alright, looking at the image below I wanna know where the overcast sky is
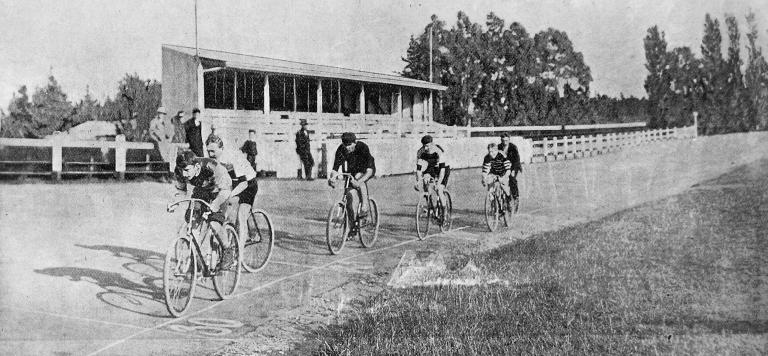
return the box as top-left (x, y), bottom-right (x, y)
top-left (1, 0), bottom-right (766, 108)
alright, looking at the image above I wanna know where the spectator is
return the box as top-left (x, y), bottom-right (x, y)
top-left (241, 129), bottom-right (259, 173)
top-left (149, 106), bottom-right (174, 161)
top-left (295, 119), bottom-right (314, 180)
top-left (184, 108), bottom-right (204, 157)
top-left (172, 110), bottom-right (186, 143)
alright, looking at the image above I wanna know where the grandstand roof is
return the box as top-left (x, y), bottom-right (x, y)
top-left (163, 44), bottom-right (447, 91)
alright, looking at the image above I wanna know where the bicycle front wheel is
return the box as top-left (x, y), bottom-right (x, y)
top-left (163, 236), bottom-right (197, 318)
top-left (415, 194), bottom-right (431, 240)
top-left (359, 198), bottom-right (379, 248)
top-left (440, 191), bottom-right (453, 233)
top-left (484, 192), bottom-right (500, 232)
top-left (326, 203), bottom-right (347, 255)
top-left (242, 209), bottom-right (274, 273)
top-left (211, 224), bottom-right (241, 300)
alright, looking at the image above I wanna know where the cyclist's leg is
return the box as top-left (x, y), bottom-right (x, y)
top-left (499, 175), bottom-right (512, 201)
top-left (237, 180), bottom-right (258, 240)
top-left (509, 174), bottom-right (519, 199)
top-left (355, 173), bottom-right (371, 217)
top-left (345, 187), bottom-right (359, 222)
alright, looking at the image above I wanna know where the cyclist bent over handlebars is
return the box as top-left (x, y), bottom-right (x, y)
top-left (327, 132), bottom-right (376, 224)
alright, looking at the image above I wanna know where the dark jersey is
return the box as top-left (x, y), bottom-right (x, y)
top-left (498, 142), bottom-right (522, 172)
top-left (482, 152), bottom-right (511, 176)
top-left (332, 141), bottom-right (376, 175)
top-left (174, 158), bottom-right (232, 196)
top-left (416, 144), bottom-right (446, 176)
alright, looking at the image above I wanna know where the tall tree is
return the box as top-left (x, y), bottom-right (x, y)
top-left (644, 26), bottom-right (672, 128)
top-left (100, 73), bottom-right (161, 141)
top-left (0, 86), bottom-right (33, 138)
top-left (66, 88), bottom-right (101, 131)
top-left (28, 75), bottom-right (73, 138)
top-left (699, 14), bottom-right (727, 134)
top-left (745, 11), bottom-right (768, 130)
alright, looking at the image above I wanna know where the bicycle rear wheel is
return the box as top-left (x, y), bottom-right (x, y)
top-left (359, 198), bottom-right (380, 248)
top-left (211, 224), bottom-right (241, 300)
top-left (415, 194), bottom-right (431, 240)
top-left (163, 236), bottom-right (197, 317)
top-left (484, 192), bottom-right (500, 232)
top-left (439, 191), bottom-right (453, 233)
top-left (241, 209), bottom-right (274, 273)
top-left (326, 203), bottom-right (347, 255)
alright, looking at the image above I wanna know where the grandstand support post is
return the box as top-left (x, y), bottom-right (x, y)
top-left (115, 135), bottom-right (126, 181)
top-left (317, 79), bottom-right (323, 113)
top-left (51, 135), bottom-right (62, 181)
top-left (359, 84), bottom-right (365, 115)
top-left (397, 88), bottom-right (403, 136)
top-left (263, 74), bottom-right (270, 115)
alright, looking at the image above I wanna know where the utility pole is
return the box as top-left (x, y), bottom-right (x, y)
top-left (194, 0), bottom-right (199, 57)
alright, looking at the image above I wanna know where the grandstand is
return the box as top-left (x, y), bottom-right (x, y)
top-left (161, 44), bottom-right (450, 149)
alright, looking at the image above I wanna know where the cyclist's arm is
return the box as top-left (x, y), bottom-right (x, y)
top-left (209, 164), bottom-right (233, 212)
top-left (328, 146), bottom-right (344, 181)
top-left (481, 155), bottom-right (492, 184)
top-left (436, 150), bottom-right (447, 185)
top-left (231, 176), bottom-right (248, 197)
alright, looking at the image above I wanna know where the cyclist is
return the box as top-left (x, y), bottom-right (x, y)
top-left (498, 133), bottom-right (522, 201)
top-left (328, 132), bottom-right (376, 226)
top-left (173, 150), bottom-right (235, 268)
top-left (481, 143), bottom-right (513, 208)
top-left (414, 135), bottom-right (449, 207)
top-left (205, 134), bottom-right (259, 243)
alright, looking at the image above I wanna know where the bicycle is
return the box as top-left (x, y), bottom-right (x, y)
top-left (484, 175), bottom-right (515, 232)
top-left (240, 207), bottom-right (274, 273)
top-left (163, 198), bottom-right (242, 317)
top-left (326, 173), bottom-right (380, 255)
top-left (415, 177), bottom-right (453, 240)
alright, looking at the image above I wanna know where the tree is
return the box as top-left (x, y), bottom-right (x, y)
top-left (699, 14), bottom-right (728, 134)
top-left (100, 73), bottom-right (161, 141)
top-left (643, 26), bottom-right (673, 128)
top-left (66, 88), bottom-right (101, 131)
top-left (745, 11), bottom-right (768, 130)
top-left (28, 75), bottom-right (73, 137)
top-left (0, 86), bottom-right (33, 138)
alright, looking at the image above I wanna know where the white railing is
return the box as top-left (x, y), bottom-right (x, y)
top-left (0, 135), bottom-right (188, 179)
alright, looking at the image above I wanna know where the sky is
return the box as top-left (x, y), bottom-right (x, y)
top-left (1, 0), bottom-right (767, 109)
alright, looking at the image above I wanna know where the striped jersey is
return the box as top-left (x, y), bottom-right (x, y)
top-left (482, 152), bottom-right (511, 175)
top-left (416, 144), bottom-right (446, 176)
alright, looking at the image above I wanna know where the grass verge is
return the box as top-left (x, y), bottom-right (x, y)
top-left (310, 159), bottom-right (768, 355)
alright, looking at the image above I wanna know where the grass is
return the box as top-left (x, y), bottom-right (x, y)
top-left (310, 159), bottom-right (768, 355)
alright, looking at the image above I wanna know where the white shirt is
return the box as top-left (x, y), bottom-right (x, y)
top-left (217, 149), bottom-right (256, 181)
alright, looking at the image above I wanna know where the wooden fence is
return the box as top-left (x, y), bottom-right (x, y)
top-left (0, 135), bottom-right (186, 180)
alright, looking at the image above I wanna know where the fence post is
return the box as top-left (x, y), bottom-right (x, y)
top-left (51, 135), bottom-right (62, 181)
top-left (115, 134), bottom-right (126, 180)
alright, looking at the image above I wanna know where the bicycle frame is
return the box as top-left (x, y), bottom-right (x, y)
top-left (167, 198), bottom-right (221, 277)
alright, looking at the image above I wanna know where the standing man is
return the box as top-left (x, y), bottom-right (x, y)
top-left (149, 107), bottom-right (173, 161)
top-left (172, 110), bottom-right (187, 144)
top-left (498, 133), bottom-right (522, 203)
top-left (241, 129), bottom-right (259, 173)
top-left (295, 119), bottom-right (314, 180)
top-left (184, 108), bottom-right (204, 157)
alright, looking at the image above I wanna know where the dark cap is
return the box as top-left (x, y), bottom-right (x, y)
top-left (421, 135), bottom-right (433, 145)
top-left (192, 108), bottom-right (201, 114)
top-left (341, 132), bottom-right (356, 145)
top-left (300, 119), bottom-right (308, 125)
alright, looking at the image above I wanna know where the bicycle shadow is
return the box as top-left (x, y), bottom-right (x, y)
top-left (273, 229), bottom-right (329, 256)
top-left (34, 266), bottom-right (169, 318)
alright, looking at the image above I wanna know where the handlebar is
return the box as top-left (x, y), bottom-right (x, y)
top-left (166, 198), bottom-right (215, 213)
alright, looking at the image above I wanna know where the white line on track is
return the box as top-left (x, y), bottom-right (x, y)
top-left (3, 306), bottom-right (147, 330)
top-left (89, 225), bottom-right (461, 355)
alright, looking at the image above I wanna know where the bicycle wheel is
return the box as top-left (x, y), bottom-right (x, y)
top-left (211, 224), bottom-right (241, 300)
top-left (439, 191), bottom-right (453, 233)
top-left (484, 191), bottom-right (500, 232)
top-left (241, 209), bottom-right (274, 273)
top-left (163, 236), bottom-right (197, 318)
top-left (359, 198), bottom-right (380, 248)
top-left (415, 194), bottom-right (431, 240)
top-left (326, 203), bottom-right (347, 255)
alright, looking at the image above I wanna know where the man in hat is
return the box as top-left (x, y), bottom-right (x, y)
top-left (295, 119), bottom-right (314, 180)
top-left (149, 106), bottom-right (175, 161)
